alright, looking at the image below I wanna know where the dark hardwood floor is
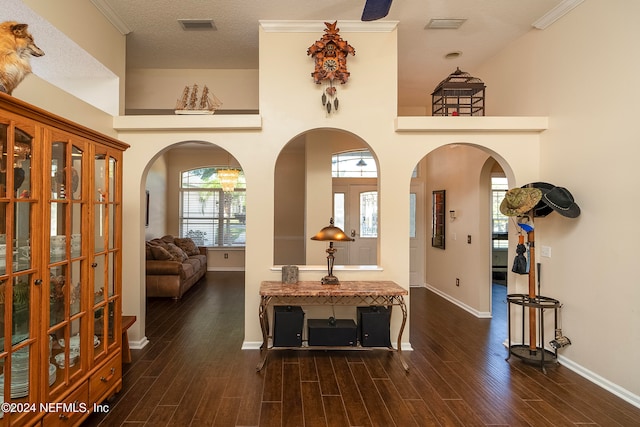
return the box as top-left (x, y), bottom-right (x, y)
top-left (84, 273), bottom-right (640, 426)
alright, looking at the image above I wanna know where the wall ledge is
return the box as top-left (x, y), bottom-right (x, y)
top-left (395, 116), bottom-right (548, 132)
top-left (113, 114), bottom-right (262, 131)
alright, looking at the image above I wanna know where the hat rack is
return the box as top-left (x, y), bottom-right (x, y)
top-left (502, 183), bottom-right (579, 372)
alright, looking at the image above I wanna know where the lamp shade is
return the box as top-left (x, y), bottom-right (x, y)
top-left (311, 218), bottom-right (354, 242)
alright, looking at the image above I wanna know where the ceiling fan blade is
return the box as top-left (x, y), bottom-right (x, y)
top-left (361, 0), bottom-right (393, 21)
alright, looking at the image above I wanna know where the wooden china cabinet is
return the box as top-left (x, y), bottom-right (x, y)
top-left (0, 93), bottom-right (129, 426)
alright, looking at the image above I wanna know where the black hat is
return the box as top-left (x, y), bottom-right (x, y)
top-left (521, 182), bottom-right (554, 217)
top-left (542, 186), bottom-right (580, 218)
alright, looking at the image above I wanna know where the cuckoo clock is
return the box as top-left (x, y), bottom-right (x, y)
top-left (307, 21), bottom-right (355, 114)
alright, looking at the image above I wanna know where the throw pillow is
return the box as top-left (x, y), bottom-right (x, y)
top-left (166, 243), bottom-right (188, 262)
top-left (174, 237), bottom-right (200, 256)
top-left (160, 235), bottom-right (175, 244)
top-left (150, 245), bottom-right (173, 261)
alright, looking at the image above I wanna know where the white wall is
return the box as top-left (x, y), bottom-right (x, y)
top-left (477, 0), bottom-right (640, 401)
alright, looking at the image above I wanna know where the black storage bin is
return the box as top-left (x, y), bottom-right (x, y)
top-left (357, 306), bottom-right (391, 347)
top-left (308, 318), bottom-right (357, 346)
top-left (273, 305), bottom-right (304, 347)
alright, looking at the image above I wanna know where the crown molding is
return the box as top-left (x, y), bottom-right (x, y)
top-left (259, 20), bottom-right (398, 33)
top-left (90, 0), bottom-right (132, 35)
top-left (532, 0), bottom-right (584, 30)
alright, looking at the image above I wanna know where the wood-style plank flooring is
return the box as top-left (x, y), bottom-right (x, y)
top-left (84, 272), bottom-right (640, 426)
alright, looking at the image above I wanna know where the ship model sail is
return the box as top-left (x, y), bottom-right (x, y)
top-left (175, 84), bottom-right (222, 115)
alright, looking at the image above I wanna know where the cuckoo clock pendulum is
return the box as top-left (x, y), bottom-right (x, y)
top-left (307, 22), bottom-right (355, 114)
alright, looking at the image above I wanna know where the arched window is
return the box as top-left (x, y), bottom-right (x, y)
top-left (179, 167), bottom-right (246, 246)
top-left (332, 150), bottom-right (377, 177)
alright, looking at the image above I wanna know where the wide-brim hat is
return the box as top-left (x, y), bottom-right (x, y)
top-left (541, 186), bottom-right (580, 218)
top-left (521, 182), bottom-right (554, 217)
top-left (500, 187), bottom-right (542, 217)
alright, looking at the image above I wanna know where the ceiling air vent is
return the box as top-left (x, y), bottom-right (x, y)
top-left (178, 19), bottom-right (217, 31)
top-left (425, 18), bottom-right (467, 30)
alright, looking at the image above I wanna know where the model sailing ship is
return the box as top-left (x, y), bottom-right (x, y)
top-left (175, 84), bottom-right (222, 114)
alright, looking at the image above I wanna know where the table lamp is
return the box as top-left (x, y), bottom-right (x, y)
top-left (310, 218), bottom-right (354, 284)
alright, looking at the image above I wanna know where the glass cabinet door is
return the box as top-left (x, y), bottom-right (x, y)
top-left (92, 152), bottom-right (120, 361)
top-left (0, 119), bottom-right (39, 423)
top-left (46, 134), bottom-right (87, 399)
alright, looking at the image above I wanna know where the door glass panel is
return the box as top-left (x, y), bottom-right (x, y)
top-left (107, 300), bottom-right (116, 346)
top-left (71, 146), bottom-right (83, 200)
top-left (14, 128), bottom-right (32, 199)
top-left (0, 202), bottom-right (5, 275)
top-left (93, 254), bottom-right (105, 304)
top-left (12, 274), bottom-right (31, 340)
top-left (94, 153), bottom-right (106, 202)
top-left (51, 142), bottom-right (67, 200)
top-left (0, 279), bottom-right (4, 352)
top-left (49, 265), bottom-right (67, 327)
top-left (70, 261), bottom-right (82, 316)
top-left (0, 123), bottom-right (7, 198)
top-left (333, 193), bottom-right (345, 231)
top-left (359, 191), bottom-right (378, 238)
top-left (107, 252), bottom-right (114, 297)
top-left (409, 193), bottom-right (416, 238)
top-left (94, 204), bottom-right (106, 253)
top-left (14, 201), bottom-right (31, 272)
top-left (108, 157), bottom-right (116, 203)
top-left (94, 306), bottom-right (105, 357)
top-left (71, 204), bottom-right (82, 258)
top-left (50, 203), bottom-right (67, 263)
top-left (108, 204), bottom-right (115, 250)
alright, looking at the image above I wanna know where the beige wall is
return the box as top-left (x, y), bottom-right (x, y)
top-left (115, 22), bottom-right (546, 362)
top-left (18, 1), bottom-right (640, 407)
top-left (144, 153), bottom-right (168, 240)
top-left (13, 0), bottom-right (125, 133)
top-left (125, 69), bottom-right (259, 112)
top-left (476, 0), bottom-right (640, 400)
top-left (424, 145), bottom-right (493, 315)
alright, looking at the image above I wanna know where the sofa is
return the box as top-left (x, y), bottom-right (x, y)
top-left (145, 235), bottom-right (207, 299)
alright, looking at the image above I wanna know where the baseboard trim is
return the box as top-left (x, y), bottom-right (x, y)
top-left (129, 336), bottom-right (150, 350)
top-left (558, 355), bottom-right (640, 408)
top-left (242, 341), bottom-right (262, 350)
top-left (425, 283), bottom-right (492, 318)
top-left (208, 267), bottom-right (245, 272)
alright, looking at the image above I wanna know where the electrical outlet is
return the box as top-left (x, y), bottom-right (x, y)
top-left (541, 246), bottom-right (551, 258)
top-left (456, 278), bottom-right (460, 286)
top-left (224, 253), bottom-right (229, 259)
top-left (467, 235), bottom-right (472, 244)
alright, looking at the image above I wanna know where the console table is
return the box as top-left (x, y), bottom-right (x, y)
top-left (257, 280), bottom-right (409, 371)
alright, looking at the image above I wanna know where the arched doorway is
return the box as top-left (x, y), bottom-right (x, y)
top-left (411, 143), bottom-right (515, 319)
top-left (273, 128), bottom-right (380, 267)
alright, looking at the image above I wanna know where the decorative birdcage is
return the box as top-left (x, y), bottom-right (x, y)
top-left (431, 67), bottom-right (485, 116)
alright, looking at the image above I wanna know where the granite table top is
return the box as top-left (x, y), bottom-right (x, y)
top-left (260, 281), bottom-right (408, 297)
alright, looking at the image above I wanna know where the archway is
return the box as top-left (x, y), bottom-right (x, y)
top-left (273, 128), bottom-right (380, 267)
top-left (411, 143), bottom-right (515, 319)
top-left (142, 140), bottom-right (247, 322)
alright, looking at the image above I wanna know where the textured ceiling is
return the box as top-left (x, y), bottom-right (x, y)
top-left (103, 0), bottom-right (565, 109)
